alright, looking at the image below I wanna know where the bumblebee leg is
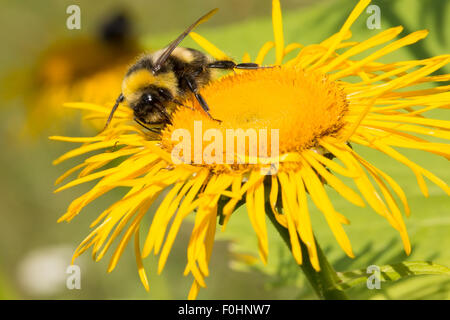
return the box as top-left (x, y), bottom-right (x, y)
top-left (172, 98), bottom-right (195, 111)
top-left (157, 88), bottom-right (189, 111)
top-left (235, 63), bottom-right (264, 70)
top-left (208, 61), bottom-right (271, 70)
top-left (184, 76), bottom-right (221, 122)
top-left (207, 60), bottom-right (236, 69)
top-left (134, 118), bottom-right (161, 133)
top-left (153, 103), bottom-right (173, 124)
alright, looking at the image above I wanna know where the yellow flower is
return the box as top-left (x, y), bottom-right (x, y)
top-left (52, 0), bottom-right (450, 299)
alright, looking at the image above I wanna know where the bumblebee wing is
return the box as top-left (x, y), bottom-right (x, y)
top-left (152, 8), bottom-right (218, 73)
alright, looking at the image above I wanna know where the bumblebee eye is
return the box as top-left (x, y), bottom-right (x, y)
top-left (141, 93), bottom-right (153, 104)
top-left (158, 88), bottom-right (172, 100)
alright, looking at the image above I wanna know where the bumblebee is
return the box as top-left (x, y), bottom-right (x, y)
top-left (104, 8), bottom-right (263, 132)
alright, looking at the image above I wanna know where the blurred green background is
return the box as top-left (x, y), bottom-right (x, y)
top-left (0, 0), bottom-right (449, 299)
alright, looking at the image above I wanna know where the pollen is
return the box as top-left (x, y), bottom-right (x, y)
top-left (161, 66), bottom-right (349, 158)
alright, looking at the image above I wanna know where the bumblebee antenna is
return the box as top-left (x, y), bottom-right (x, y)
top-left (103, 93), bottom-right (124, 131)
top-left (152, 8), bottom-right (218, 74)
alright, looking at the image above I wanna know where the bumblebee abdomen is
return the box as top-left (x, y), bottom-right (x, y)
top-left (168, 48), bottom-right (213, 94)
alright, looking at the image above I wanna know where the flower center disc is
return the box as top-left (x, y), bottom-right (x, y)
top-left (161, 67), bottom-right (348, 163)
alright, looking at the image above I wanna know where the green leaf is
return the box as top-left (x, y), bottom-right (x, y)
top-left (336, 261), bottom-right (450, 290)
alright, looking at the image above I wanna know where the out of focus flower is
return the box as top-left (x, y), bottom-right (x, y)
top-left (2, 12), bottom-right (142, 136)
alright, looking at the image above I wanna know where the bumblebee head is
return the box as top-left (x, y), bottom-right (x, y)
top-left (130, 87), bottom-right (174, 125)
top-left (131, 91), bottom-right (157, 120)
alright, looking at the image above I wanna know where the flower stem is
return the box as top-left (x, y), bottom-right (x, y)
top-left (265, 203), bottom-right (349, 300)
